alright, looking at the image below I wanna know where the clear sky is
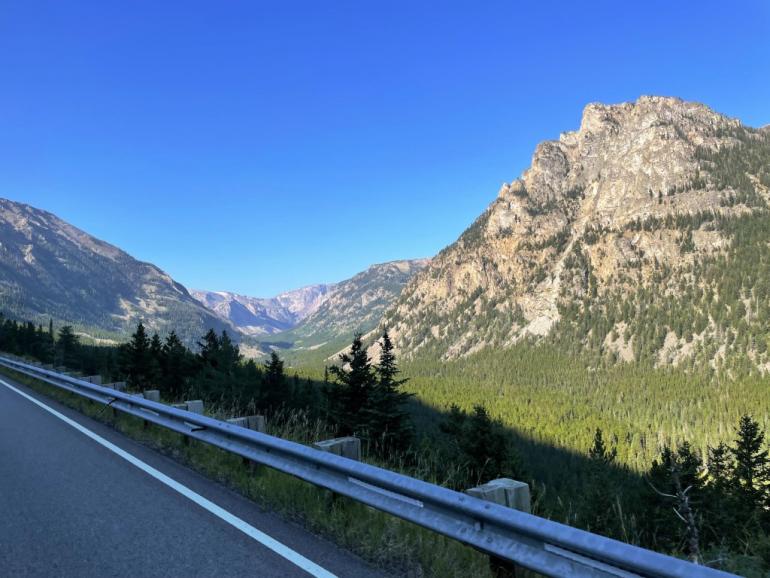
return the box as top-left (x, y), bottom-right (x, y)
top-left (1, 1), bottom-right (768, 296)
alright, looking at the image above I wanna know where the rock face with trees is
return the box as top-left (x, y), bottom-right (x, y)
top-left (382, 96), bottom-right (770, 372)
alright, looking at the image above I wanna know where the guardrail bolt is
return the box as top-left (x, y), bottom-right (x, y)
top-left (466, 478), bottom-right (531, 578)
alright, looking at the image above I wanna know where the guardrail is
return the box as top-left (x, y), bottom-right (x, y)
top-left (0, 355), bottom-right (735, 578)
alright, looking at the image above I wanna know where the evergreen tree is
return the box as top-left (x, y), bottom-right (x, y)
top-left (198, 329), bottom-right (221, 368)
top-left (701, 442), bottom-right (736, 542)
top-left (149, 332), bottom-right (163, 386)
top-left (123, 323), bottom-right (151, 388)
top-left (589, 428), bottom-right (618, 464)
top-left (56, 325), bottom-right (80, 368)
top-left (198, 329), bottom-right (240, 374)
top-left (645, 443), bottom-right (704, 555)
top-left (462, 405), bottom-right (518, 485)
top-left (327, 334), bottom-right (376, 436)
top-left (439, 404), bottom-right (467, 437)
top-left (160, 331), bottom-right (190, 399)
top-left (440, 404), bottom-right (521, 487)
top-left (217, 331), bottom-right (241, 374)
top-left (262, 351), bottom-right (288, 410)
top-left (369, 331), bottom-right (414, 453)
top-left (730, 415), bottom-right (770, 519)
top-left (585, 428), bottom-right (619, 536)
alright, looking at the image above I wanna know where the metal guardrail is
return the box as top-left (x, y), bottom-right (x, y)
top-left (0, 355), bottom-right (736, 578)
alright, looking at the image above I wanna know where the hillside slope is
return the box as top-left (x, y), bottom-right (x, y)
top-left (382, 96), bottom-right (770, 372)
top-left (263, 259), bottom-right (429, 361)
top-left (0, 199), bottom-right (231, 343)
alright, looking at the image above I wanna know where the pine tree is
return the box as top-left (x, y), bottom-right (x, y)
top-left (440, 405), bottom-right (520, 487)
top-left (369, 331), bottom-right (414, 454)
top-left (217, 331), bottom-right (241, 374)
top-left (730, 415), bottom-right (770, 518)
top-left (646, 443), bottom-right (704, 555)
top-left (589, 428), bottom-right (617, 464)
top-left (56, 325), bottom-right (80, 368)
top-left (198, 329), bottom-right (221, 368)
top-left (262, 351), bottom-right (288, 410)
top-left (701, 442), bottom-right (736, 543)
top-left (327, 334), bottom-right (376, 437)
top-left (149, 332), bottom-right (163, 386)
top-left (461, 405), bottom-right (518, 486)
top-left (124, 323), bottom-right (151, 388)
top-left (160, 331), bottom-right (189, 399)
top-left (585, 428), bottom-right (619, 536)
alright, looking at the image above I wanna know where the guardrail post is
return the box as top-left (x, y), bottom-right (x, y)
top-left (140, 391), bottom-right (160, 429)
top-left (185, 400), bottom-right (204, 414)
top-left (466, 479), bottom-right (532, 578)
top-left (179, 400), bottom-right (204, 445)
top-left (313, 437), bottom-right (362, 507)
top-left (228, 416), bottom-right (268, 471)
top-left (312, 437), bottom-right (361, 461)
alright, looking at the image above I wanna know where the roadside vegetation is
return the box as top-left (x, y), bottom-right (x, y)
top-left (0, 315), bottom-right (768, 576)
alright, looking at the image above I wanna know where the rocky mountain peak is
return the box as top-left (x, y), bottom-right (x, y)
top-left (383, 97), bottom-right (770, 366)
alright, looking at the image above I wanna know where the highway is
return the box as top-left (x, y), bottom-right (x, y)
top-left (0, 375), bottom-right (388, 578)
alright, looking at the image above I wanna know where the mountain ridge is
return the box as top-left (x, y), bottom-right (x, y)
top-left (0, 197), bottom-right (232, 343)
top-left (380, 96), bottom-right (770, 371)
top-left (191, 285), bottom-right (331, 336)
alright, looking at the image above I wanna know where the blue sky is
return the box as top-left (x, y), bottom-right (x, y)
top-left (1, 1), bottom-right (768, 296)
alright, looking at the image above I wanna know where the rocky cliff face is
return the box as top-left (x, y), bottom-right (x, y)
top-left (382, 97), bottom-right (770, 369)
top-left (0, 199), bottom-right (231, 343)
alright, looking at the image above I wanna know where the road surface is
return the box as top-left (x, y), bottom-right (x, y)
top-left (0, 374), bottom-right (388, 578)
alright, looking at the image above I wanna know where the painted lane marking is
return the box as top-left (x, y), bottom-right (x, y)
top-left (0, 378), bottom-right (337, 578)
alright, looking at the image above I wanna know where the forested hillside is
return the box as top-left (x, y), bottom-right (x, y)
top-left (261, 259), bottom-right (429, 363)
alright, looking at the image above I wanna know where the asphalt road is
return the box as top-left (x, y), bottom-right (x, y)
top-left (0, 375), bottom-right (388, 578)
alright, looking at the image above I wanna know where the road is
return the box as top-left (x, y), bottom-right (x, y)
top-left (0, 374), bottom-right (388, 578)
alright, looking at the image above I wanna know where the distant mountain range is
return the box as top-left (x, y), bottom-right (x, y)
top-left (0, 197), bottom-right (426, 354)
top-left (193, 259), bottom-right (429, 361)
top-left (190, 285), bottom-right (330, 336)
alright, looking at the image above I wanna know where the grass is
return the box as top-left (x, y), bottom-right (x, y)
top-left (0, 365), bottom-right (497, 578)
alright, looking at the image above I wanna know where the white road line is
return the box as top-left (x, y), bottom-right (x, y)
top-left (0, 378), bottom-right (337, 578)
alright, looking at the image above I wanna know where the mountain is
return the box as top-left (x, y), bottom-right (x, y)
top-left (190, 285), bottom-right (330, 336)
top-left (260, 259), bottom-right (429, 361)
top-left (381, 96), bottom-right (770, 371)
top-left (0, 198), bottom-right (231, 343)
